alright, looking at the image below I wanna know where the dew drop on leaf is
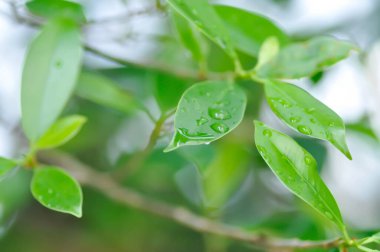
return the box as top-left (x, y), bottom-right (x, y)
top-left (208, 108), bottom-right (231, 120)
top-left (263, 129), bottom-right (272, 137)
top-left (297, 125), bottom-right (312, 135)
top-left (210, 123), bottom-right (229, 133)
top-left (196, 117), bottom-right (208, 126)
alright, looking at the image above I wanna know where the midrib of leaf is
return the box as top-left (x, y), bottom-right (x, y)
top-left (269, 140), bottom-right (344, 229)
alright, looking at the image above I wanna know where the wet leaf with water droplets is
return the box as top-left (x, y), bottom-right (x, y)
top-left (254, 121), bottom-right (345, 231)
top-left (264, 80), bottom-right (351, 159)
top-left (31, 166), bottom-right (83, 217)
top-left (165, 81), bottom-right (246, 152)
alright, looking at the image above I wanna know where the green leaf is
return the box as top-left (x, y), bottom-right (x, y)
top-left (254, 121), bottom-right (344, 230)
top-left (257, 36), bottom-right (356, 79)
top-left (76, 72), bottom-right (138, 114)
top-left (31, 166), bottom-right (83, 217)
top-left (26, 0), bottom-right (86, 23)
top-left (21, 18), bottom-right (83, 142)
top-left (171, 11), bottom-right (205, 64)
top-left (165, 81), bottom-right (246, 152)
top-left (167, 0), bottom-right (237, 59)
top-left (264, 80), bottom-right (351, 159)
top-left (255, 36), bottom-right (280, 70)
top-left (361, 232), bottom-right (380, 245)
top-left (0, 157), bottom-right (17, 178)
top-left (35, 115), bottom-right (87, 149)
top-left (214, 5), bottom-right (289, 57)
top-left (357, 246), bottom-right (380, 252)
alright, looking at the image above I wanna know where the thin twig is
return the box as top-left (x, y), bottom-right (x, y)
top-left (86, 7), bottom-right (158, 25)
top-left (38, 150), bottom-right (344, 250)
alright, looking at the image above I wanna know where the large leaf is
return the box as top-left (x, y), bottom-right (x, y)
top-left (35, 115), bottom-right (87, 149)
top-left (26, 0), bottom-right (86, 23)
top-left (257, 36), bottom-right (356, 79)
top-left (264, 80), bottom-right (351, 159)
top-left (172, 11), bottom-right (205, 64)
top-left (76, 72), bottom-right (139, 114)
top-left (167, 0), bottom-right (236, 59)
top-left (165, 81), bottom-right (246, 152)
top-left (0, 157), bottom-right (17, 178)
top-left (214, 5), bottom-right (289, 57)
top-left (31, 166), bottom-right (83, 217)
top-left (21, 18), bottom-right (83, 142)
top-left (254, 121), bottom-right (344, 230)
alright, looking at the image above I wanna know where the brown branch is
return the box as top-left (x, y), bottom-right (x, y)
top-left (38, 150), bottom-right (344, 250)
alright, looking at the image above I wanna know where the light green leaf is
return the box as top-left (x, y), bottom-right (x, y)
top-left (35, 115), bottom-right (87, 149)
top-left (165, 81), bottom-right (246, 152)
top-left (257, 36), bottom-right (356, 79)
top-left (0, 157), bottom-right (17, 178)
top-left (361, 232), bottom-right (380, 245)
top-left (31, 166), bottom-right (83, 217)
top-left (214, 5), bottom-right (289, 57)
top-left (76, 72), bottom-right (138, 114)
top-left (21, 18), bottom-right (83, 142)
top-left (255, 36), bottom-right (279, 70)
top-left (254, 121), bottom-right (344, 230)
top-left (172, 11), bottom-right (205, 64)
top-left (26, 0), bottom-right (86, 23)
top-left (167, 0), bottom-right (236, 59)
top-left (357, 246), bottom-right (380, 252)
top-left (264, 80), bottom-right (351, 159)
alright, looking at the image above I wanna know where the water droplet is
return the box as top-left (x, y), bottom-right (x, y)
top-left (263, 129), bottom-right (272, 137)
top-left (210, 123), bottom-right (229, 133)
top-left (196, 117), bottom-right (208, 126)
top-left (48, 189), bottom-right (53, 194)
top-left (297, 125), bottom-right (312, 135)
top-left (180, 108), bottom-right (187, 113)
top-left (290, 117), bottom-right (301, 124)
top-left (208, 108), bottom-right (231, 120)
top-left (304, 156), bottom-right (312, 165)
top-left (205, 142), bottom-right (210, 145)
top-left (310, 118), bottom-right (316, 124)
top-left (325, 211), bottom-right (333, 219)
top-left (305, 108), bottom-right (315, 113)
top-left (328, 122), bottom-right (335, 127)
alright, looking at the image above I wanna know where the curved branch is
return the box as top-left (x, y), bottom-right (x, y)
top-left (38, 150), bottom-right (344, 250)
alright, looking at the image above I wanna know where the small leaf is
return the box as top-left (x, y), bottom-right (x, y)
top-left (35, 115), bottom-right (87, 149)
top-left (255, 36), bottom-right (279, 70)
top-left (165, 81), bottom-right (246, 152)
top-left (26, 0), bottom-right (86, 23)
top-left (257, 36), bottom-right (356, 79)
top-left (254, 121), bottom-right (345, 230)
top-left (357, 246), bottom-right (380, 252)
top-left (76, 72), bottom-right (138, 114)
top-left (264, 80), bottom-right (351, 159)
top-left (214, 5), bottom-right (289, 57)
top-left (361, 232), bottom-right (380, 245)
top-left (31, 166), bottom-right (83, 217)
top-left (167, 0), bottom-right (237, 59)
top-left (0, 157), bottom-right (17, 178)
top-left (21, 18), bottom-right (83, 142)
top-left (171, 11), bottom-right (205, 64)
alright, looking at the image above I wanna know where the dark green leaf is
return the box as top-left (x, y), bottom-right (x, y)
top-left (0, 157), bottom-right (17, 178)
top-left (254, 121), bottom-right (345, 230)
top-left (214, 5), bottom-right (289, 57)
top-left (165, 81), bottom-right (246, 152)
top-left (264, 80), bottom-right (351, 159)
top-left (257, 36), bottom-right (356, 79)
top-left (35, 115), bottom-right (87, 149)
top-left (26, 0), bottom-right (86, 23)
top-left (167, 0), bottom-right (237, 59)
top-left (31, 166), bottom-right (83, 217)
top-left (21, 18), bottom-right (83, 142)
top-left (76, 72), bottom-right (138, 114)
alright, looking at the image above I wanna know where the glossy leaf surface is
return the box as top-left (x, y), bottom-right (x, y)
top-left (21, 18), bottom-right (83, 142)
top-left (35, 115), bottom-right (87, 149)
top-left (165, 81), bottom-right (246, 152)
top-left (254, 121), bottom-right (344, 230)
top-left (214, 5), bottom-right (289, 57)
top-left (167, 0), bottom-right (236, 58)
top-left (257, 36), bottom-right (356, 79)
top-left (264, 80), bottom-right (351, 159)
top-left (31, 166), bottom-right (83, 217)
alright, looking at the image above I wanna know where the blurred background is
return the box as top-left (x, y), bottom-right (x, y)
top-left (0, 0), bottom-right (380, 251)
